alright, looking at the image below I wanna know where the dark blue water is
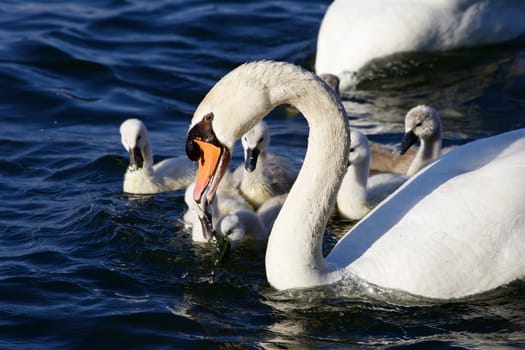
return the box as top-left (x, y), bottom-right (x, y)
top-left (1, 1), bottom-right (525, 348)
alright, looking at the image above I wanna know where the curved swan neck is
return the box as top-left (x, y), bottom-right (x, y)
top-left (346, 162), bottom-right (368, 202)
top-left (259, 64), bottom-right (350, 290)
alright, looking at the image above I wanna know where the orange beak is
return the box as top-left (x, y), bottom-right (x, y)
top-left (186, 112), bottom-right (231, 208)
top-left (193, 139), bottom-right (223, 203)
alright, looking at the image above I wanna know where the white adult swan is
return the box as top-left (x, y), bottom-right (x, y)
top-left (120, 118), bottom-right (194, 194)
top-left (316, 0), bottom-right (525, 89)
top-left (233, 121), bottom-right (296, 209)
top-left (337, 129), bottom-right (407, 220)
top-left (185, 61), bottom-right (525, 299)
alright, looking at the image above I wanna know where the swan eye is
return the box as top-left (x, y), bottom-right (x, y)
top-left (204, 113), bottom-right (214, 121)
top-left (185, 139), bottom-right (202, 161)
top-left (258, 137), bottom-right (264, 144)
top-left (416, 122), bottom-right (422, 127)
top-left (350, 147), bottom-right (355, 152)
top-left (136, 135), bottom-right (141, 142)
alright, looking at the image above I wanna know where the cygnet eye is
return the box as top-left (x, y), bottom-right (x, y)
top-left (349, 147), bottom-right (355, 153)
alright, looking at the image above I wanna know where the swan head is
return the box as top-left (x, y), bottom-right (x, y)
top-left (120, 118), bottom-right (151, 171)
top-left (319, 73), bottom-right (340, 96)
top-left (186, 61), bottom-right (290, 207)
top-left (185, 61), bottom-right (340, 241)
top-left (348, 129), bottom-right (371, 167)
top-left (241, 121), bottom-right (270, 172)
top-left (399, 105), bottom-right (441, 154)
top-left (215, 214), bottom-right (246, 246)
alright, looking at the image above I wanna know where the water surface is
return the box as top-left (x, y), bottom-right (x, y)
top-left (1, 0), bottom-right (525, 348)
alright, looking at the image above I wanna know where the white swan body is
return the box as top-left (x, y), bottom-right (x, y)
top-left (337, 130), bottom-right (407, 220)
top-left (316, 0), bottom-right (525, 89)
top-left (120, 118), bottom-right (194, 194)
top-left (233, 121), bottom-right (296, 209)
top-left (186, 61), bottom-right (525, 299)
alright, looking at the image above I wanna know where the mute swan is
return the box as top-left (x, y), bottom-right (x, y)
top-left (316, 0), bottom-right (525, 89)
top-left (400, 105), bottom-right (443, 176)
top-left (183, 178), bottom-right (253, 242)
top-left (216, 194), bottom-right (285, 247)
top-left (120, 118), bottom-right (194, 194)
top-left (185, 60), bottom-right (525, 299)
top-left (369, 105), bottom-right (443, 176)
top-left (233, 121), bottom-right (296, 209)
top-left (337, 130), bottom-right (407, 220)
top-left (184, 182), bottom-right (219, 243)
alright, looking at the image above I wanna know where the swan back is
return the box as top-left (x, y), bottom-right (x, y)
top-left (330, 128), bottom-right (525, 298)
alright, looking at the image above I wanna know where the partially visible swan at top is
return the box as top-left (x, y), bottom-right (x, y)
top-left (316, 0), bottom-right (525, 90)
top-left (120, 118), bottom-right (194, 194)
top-left (337, 130), bottom-right (407, 221)
top-left (232, 121), bottom-right (296, 209)
top-left (185, 60), bottom-right (525, 299)
top-left (369, 105), bottom-right (443, 176)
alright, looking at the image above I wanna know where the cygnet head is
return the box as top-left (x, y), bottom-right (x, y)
top-left (241, 121), bottom-right (270, 172)
top-left (348, 129), bottom-right (371, 167)
top-left (120, 118), bottom-right (151, 171)
top-left (216, 214), bottom-right (245, 246)
top-left (400, 105), bottom-right (441, 154)
top-left (184, 182), bottom-right (218, 241)
top-left (319, 73), bottom-right (340, 96)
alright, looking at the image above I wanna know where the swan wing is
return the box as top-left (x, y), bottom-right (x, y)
top-left (328, 129), bottom-right (525, 298)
